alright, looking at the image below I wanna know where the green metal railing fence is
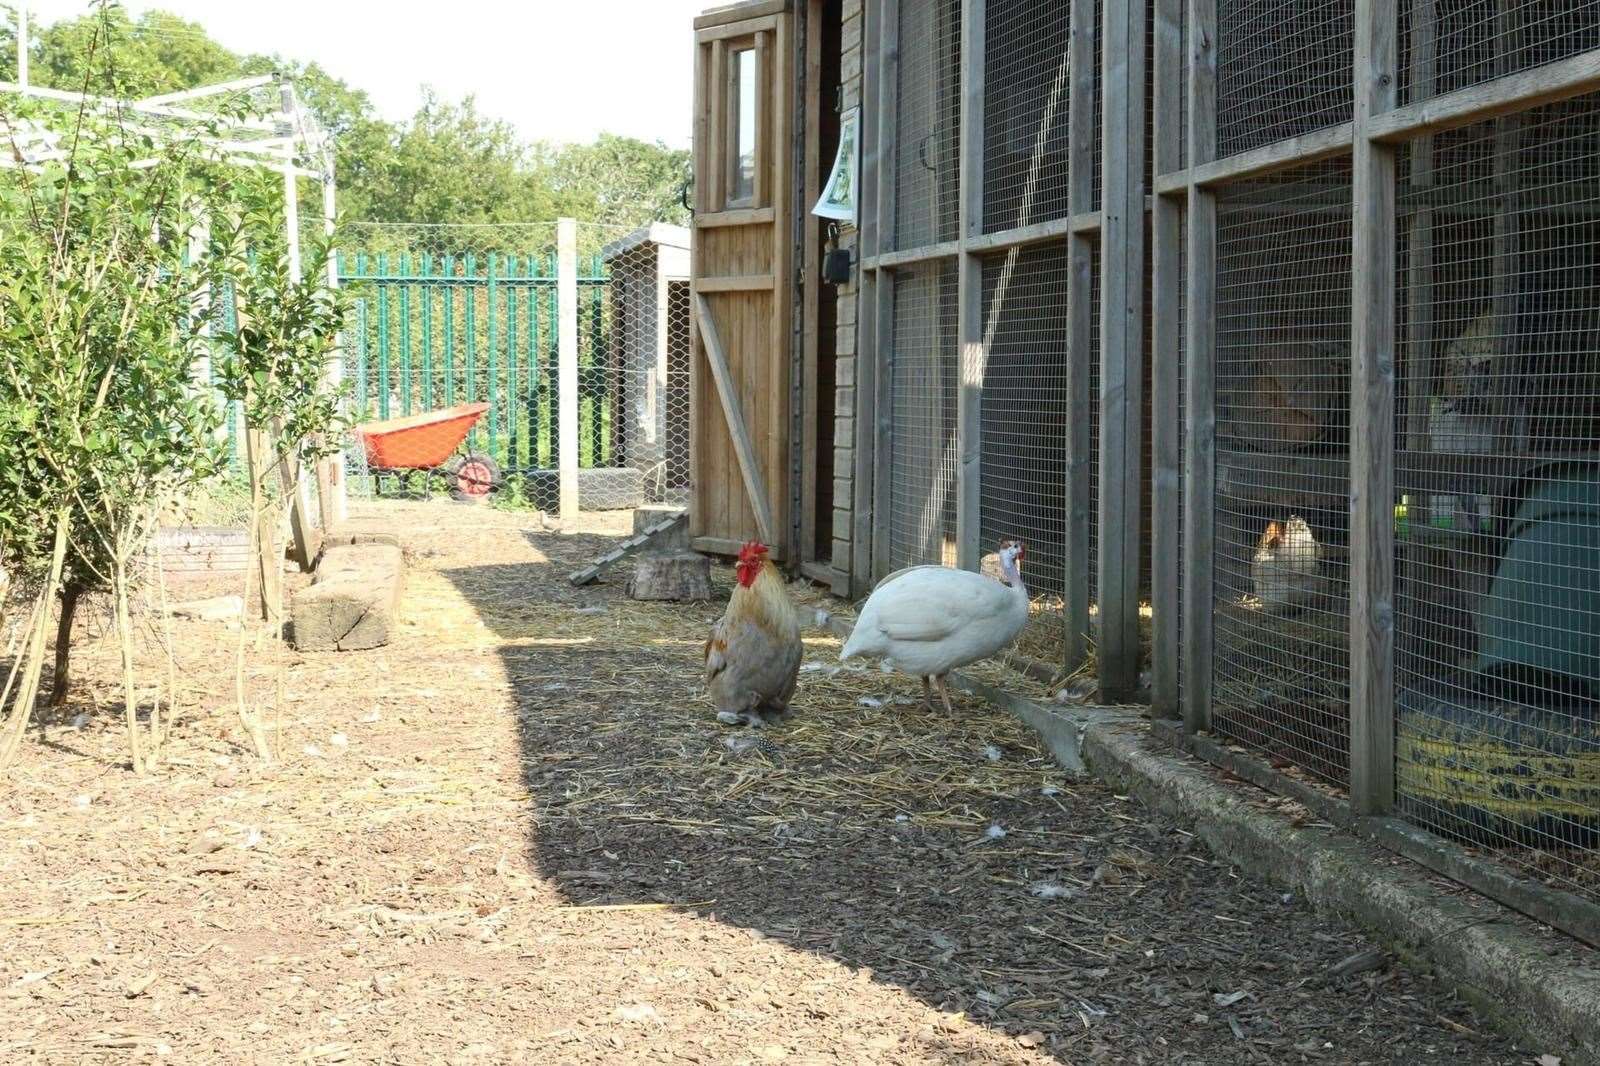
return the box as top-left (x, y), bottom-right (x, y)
top-left (339, 250), bottom-right (621, 477)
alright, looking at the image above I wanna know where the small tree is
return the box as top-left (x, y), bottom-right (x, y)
top-left (0, 92), bottom-right (245, 770)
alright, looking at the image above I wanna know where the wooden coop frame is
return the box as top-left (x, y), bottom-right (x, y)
top-left (766, 0), bottom-right (1600, 945)
top-left (1, 15), bottom-right (346, 543)
top-left (848, 0), bottom-right (1148, 701)
top-left (1149, 1), bottom-right (1600, 945)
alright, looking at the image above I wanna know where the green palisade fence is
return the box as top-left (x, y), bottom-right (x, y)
top-left (338, 250), bottom-right (614, 480)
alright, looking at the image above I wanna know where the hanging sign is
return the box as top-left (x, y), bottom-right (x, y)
top-left (812, 107), bottom-right (859, 223)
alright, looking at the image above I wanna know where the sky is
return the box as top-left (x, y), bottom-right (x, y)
top-left (17, 0), bottom-right (709, 147)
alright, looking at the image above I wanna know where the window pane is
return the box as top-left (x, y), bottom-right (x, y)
top-left (732, 48), bottom-right (757, 202)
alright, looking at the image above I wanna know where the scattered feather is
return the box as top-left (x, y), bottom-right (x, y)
top-left (983, 745), bottom-right (1003, 762)
top-left (858, 696), bottom-right (883, 708)
top-left (984, 824), bottom-right (1007, 841)
top-left (330, 733), bottom-right (349, 749)
top-left (70, 712), bottom-right (89, 731)
top-left (1029, 881), bottom-right (1079, 900)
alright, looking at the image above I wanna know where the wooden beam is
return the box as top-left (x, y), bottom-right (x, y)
top-left (1348, 0), bottom-right (1398, 817)
top-left (710, 38), bottom-right (729, 210)
top-left (800, 0), bottom-right (824, 572)
top-left (1062, 0), bottom-right (1097, 673)
top-left (694, 206), bottom-right (778, 228)
top-left (1151, 122), bottom-right (1356, 195)
top-left (1097, 0), bottom-right (1147, 702)
top-left (696, 0), bottom-right (789, 30)
top-left (695, 294), bottom-right (779, 546)
top-left (1181, 0), bottom-right (1217, 735)
top-left (696, 273), bottom-right (777, 292)
top-left (868, 240), bottom-right (962, 270)
top-left (853, 0), bottom-right (885, 595)
top-left (1368, 44), bottom-right (1600, 144)
top-left (955, 0), bottom-right (986, 572)
top-left (770, 11), bottom-right (795, 563)
top-left (698, 17), bottom-right (773, 44)
top-left (691, 38), bottom-right (710, 540)
top-left (963, 210), bottom-right (1103, 253)
top-left (1150, 0), bottom-right (1183, 719)
top-left (871, 0), bottom-right (902, 582)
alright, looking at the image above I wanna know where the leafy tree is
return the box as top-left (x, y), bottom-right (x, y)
top-left (1, 6), bottom-right (693, 229)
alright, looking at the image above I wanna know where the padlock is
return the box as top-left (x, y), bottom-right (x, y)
top-left (822, 225), bottom-right (853, 286)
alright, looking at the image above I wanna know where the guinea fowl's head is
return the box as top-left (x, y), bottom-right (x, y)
top-left (997, 539), bottom-right (1026, 584)
top-left (735, 541), bottom-right (770, 588)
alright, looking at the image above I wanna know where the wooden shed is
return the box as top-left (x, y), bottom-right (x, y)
top-left (688, 0), bottom-right (1600, 946)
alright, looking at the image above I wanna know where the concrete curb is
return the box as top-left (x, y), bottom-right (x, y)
top-left (821, 617), bottom-right (1600, 1061)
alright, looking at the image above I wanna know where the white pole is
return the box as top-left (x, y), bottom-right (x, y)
top-left (280, 81), bottom-right (302, 283)
top-left (558, 218), bottom-right (579, 519)
top-left (322, 160), bottom-right (347, 526)
top-left (16, 3), bottom-right (27, 88)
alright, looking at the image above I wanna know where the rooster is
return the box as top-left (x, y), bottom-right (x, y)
top-left (704, 541), bottom-right (803, 727)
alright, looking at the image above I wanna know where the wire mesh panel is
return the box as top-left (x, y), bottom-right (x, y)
top-left (979, 243), bottom-right (1071, 664)
top-left (1394, 97), bottom-right (1600, 904)
top-left (887, 262), bottom-right (959, 571)
top-left (579, 223), bottom-right (695, 511)
top-left (1400, 2), bottom-right (1600, 105)
top-left (981, 0), bottom-right (1072, 233)
top-left (1215, 0), bottom-right (1353, 159)
top-left (894, 0), bottom-right (961, 251)
top-left (1211, 159), bottom-right (1353, 789)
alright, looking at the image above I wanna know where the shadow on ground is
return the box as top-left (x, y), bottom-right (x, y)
top-left (435, 524), bottom-right (1519, 1065)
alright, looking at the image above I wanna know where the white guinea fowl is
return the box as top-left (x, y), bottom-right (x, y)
top-left (840, 540), bottom-right (1029, 712)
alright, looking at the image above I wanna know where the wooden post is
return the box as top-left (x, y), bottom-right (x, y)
top-left (1182, 0), bottom-right (1218, 734)
top-left (1349, 0), bottom-right (1398, 816)
top-left (1098, 0), bottom-right (1148, 702)
top-left (1401, 0), bottom-right (1436, 528)
top-left (870, 0), bottom-right (901, 582)
top-left (1150, 0), bottom-right (1183, 718)
top-left (1063, 0), bottom-right (1098, 671)
top-left (558, 217), bottom-right (580, 519)
top-left (853, 0), bottom-right (884, 594)
top-left (955, 0), bottom-right (986, 572)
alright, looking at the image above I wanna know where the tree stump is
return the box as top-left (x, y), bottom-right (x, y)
top-left (627, 551), bottom-right (711, 602)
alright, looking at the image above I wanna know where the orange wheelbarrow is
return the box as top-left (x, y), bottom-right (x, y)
top-left (354, 402), bottom-right (501, 502)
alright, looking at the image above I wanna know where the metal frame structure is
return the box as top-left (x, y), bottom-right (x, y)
top-left (2, 5), bottom-right (346, 525)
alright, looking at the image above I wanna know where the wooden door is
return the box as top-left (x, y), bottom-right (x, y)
top-left (690, 0), bottom-right (793, 559)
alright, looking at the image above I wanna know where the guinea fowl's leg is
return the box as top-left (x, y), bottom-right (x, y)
top-left (935, 675), bottom-right (954, 715)
top-left (921, 676), bottom-right (934, 711)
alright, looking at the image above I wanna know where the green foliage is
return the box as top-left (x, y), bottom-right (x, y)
top-left (210, 176), bottom-right (349, 471)
top-left (0, 94), bottom-right (240, 594)
top-left (4, 7), bottom-right (691, 229)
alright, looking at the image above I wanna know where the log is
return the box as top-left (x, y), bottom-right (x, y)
top-left (633, 505), bottom-right (689, 549)
top-left (626, 551), bottom-right (711, 602)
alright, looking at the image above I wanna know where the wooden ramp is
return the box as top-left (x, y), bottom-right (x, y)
top-left (568, 511), bottom-right (690, 586)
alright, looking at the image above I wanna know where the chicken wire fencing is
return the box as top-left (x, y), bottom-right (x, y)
top-left (893, 0), bottom-right (962, 252)
top-left (337, 222), bottom-right (692, 514)
top-left (1393, 96), bottom-right (1600, 906)
top-left (869, 0), bottom-right (1106, 681)
top-left (1157, 0), bottom-right (1600, 933)
top-left (978, 243), bottom-right (1072, 666)
top-left (885, 262), bottom-right (959, 572)
top-left (1211, 160), bottom-right (1354, 789)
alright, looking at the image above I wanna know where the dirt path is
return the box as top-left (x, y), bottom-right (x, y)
top-left (0, 501), bottom-right (1530, 1063)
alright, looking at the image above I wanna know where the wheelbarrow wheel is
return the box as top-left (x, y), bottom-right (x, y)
top-left (445, 454), bottom-right (500, 502)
